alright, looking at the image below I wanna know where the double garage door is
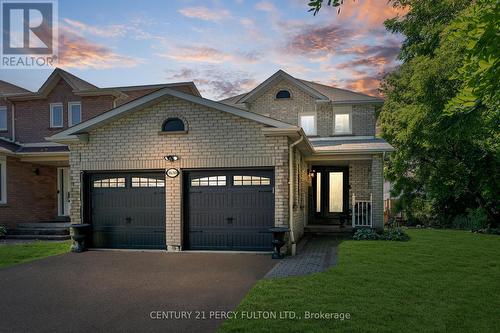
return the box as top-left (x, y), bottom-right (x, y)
top-left (89, 169), bottom-right (274, 251)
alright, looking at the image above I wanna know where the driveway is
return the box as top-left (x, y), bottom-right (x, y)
top-left (0, 251), bottom-right (275, 333)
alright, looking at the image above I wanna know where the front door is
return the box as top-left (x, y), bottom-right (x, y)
top-left (57, 167), bottom-right (70, 216)
top-left (312, 166), bottom-right (349, 223)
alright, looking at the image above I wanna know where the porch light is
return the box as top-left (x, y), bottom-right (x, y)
top-left (164, 155), bottom-right (179, 162)
top-left (307, 169), bottom-right (316, 177)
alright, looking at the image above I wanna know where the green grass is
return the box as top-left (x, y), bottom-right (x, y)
top-left (220, 230), bottom-right (500, 333)
top-left (0, 241), bottom-right (71, 269)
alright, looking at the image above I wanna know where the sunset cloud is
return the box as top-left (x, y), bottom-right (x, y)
top-left (166, 67), bottom-right (256, 99)
top-left (56, 28), bottom-right (141, 69)
top-left (255, 1), bottom-right (277, 12)
top-left (160, 45), bottom-right (260, 64)
top-left (178, 6), bottom-right (231, 22)
top-left (63, 18), bottom-right (126, 38)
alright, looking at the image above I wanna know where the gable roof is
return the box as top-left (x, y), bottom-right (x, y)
top-left (48, 86), bottom-right (296, 143)
top-left (220, 69), bottom-right (384, 106)
top-left (0, 80), bottom-right (30, 95)
top-left (236, 70), bottom-right (330, 104)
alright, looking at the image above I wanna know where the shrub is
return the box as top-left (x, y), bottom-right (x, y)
top-left (353, 228), bottom-right (380, 240)
top-left (353, 227), bottom-right (410, 241)
top-left (451, 208), bottom-right (488, 230)
top-left (380, 228), bottom-right (410, 241)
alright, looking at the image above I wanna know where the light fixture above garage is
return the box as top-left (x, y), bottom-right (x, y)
top-left (164, 155), bottom-right (179, 162)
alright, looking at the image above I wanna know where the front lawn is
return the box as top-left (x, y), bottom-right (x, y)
top-left (220, 229), bottom-right (500, 333)
top-left (0, 241), bottom-right (71, 269)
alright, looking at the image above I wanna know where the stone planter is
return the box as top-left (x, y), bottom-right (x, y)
top-left (70, 224), bottom-right (91, 253)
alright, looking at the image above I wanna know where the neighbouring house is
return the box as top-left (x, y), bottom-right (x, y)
top-left (0, 68), bottom-right (199, 231)
top-left (1, 68), bottom-right (394, 252)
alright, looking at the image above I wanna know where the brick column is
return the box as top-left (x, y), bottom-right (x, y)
top-left (371, 154), bottom-right (384, 230)
top-left (166, 170), bottom-right (182, 251)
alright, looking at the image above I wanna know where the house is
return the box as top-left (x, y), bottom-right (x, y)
top-left (1, 68), bottom-right (394, 252)
top-left (0, 68), bottom-right (199, 231)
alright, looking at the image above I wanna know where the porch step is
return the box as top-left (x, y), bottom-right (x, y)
top-left (6, 222), bottom-right (71, 241)
top-left (16, 222), bottom-right (71, 229)
top-left (9, 228), bottom-right (70, 236)
top-left (304, 224), bottom-right (354, 236)
top-left (5, 234), bottom-right (71, 241)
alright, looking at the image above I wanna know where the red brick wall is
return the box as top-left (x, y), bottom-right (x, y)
top-left (14, 79), bottom-right (114, 143)
top-left (0, 156), bottom-right (58, 228)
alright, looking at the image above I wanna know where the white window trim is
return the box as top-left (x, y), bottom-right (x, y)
top-left (333, 106), bottom-right (353, 135)
top-left (50, 103), bottom-right (64, 128)
top-left (68, 101), bottom-right (82, 127)
top-left (0, 106), bottom-right (7, 131)
top-left (0, 155), bottom-right (6, 204)
top-left (299, 111), bottom-right (317, 136)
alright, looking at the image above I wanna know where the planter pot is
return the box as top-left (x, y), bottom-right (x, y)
top-left (269, 227), bottom-right (290, 259)
top-left (70, 224), bottom-right (91, 253)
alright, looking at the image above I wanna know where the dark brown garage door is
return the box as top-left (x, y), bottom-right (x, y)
top-left (185, 169), bottom-right (274, 251)
top-left (89, 172), bottom-right (166, 249)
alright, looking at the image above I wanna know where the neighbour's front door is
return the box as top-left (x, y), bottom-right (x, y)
top-left (57, 167), bottom-right (70, 216)
top-left (312, 166), bottom-right (349, 223)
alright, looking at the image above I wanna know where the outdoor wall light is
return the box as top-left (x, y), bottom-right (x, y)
top-left (164, 155), bottom-right (179, 162)
top-left (307, 169), bottom-right (315, 177)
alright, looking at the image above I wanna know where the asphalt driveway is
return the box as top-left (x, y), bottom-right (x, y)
top-left (0, 250), bottom-right (275, 333)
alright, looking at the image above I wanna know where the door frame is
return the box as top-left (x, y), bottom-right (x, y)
top-left (312, 166), bottom-right (349, 221)
top-left (57, 167), bottom-right (70, 216)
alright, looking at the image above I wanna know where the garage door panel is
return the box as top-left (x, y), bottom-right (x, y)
top-left (90, 172), bottom-right (166, 249)
top-left (186, 169), bottom-right (274, 251)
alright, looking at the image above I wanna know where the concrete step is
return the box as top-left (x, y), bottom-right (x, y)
top-left (9, 228), bottom-right (70, 236)
top-left (5, 234), bottom-right (71, 241)
top-left (304, 224), bottom-right (354, 235)
top-left (16, 223), bottom-right (71, 229)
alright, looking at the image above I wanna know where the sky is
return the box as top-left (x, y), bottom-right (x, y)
top-left (0, 0), bottom-right (407, 100)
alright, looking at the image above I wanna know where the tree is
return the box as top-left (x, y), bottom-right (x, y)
top-left (380, 0), bottom-right (499, 227)
top-left (308, 0), bottom-right (346, 15)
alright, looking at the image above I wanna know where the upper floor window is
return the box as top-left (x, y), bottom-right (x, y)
top-left (68, 102), bottom-right (82, 126)
top-left (0, 107), bottom-right (6, 131)
top-left (161, 117), bottom-right (186, 133)
top-left (0, 156), bottom-right (6, 203)
top-left (275, 90), bottom-right (291, 99)
top-left (299, 112), bottom-right (317, 136)
top-left (50, 103), bottom-right (63, 128)
top-left (333, 106), bottom-right (352, 135)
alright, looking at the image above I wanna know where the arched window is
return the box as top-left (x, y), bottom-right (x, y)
top-left (161, 118), bottom-right (186, 132)
top-left (275, 90), bottom-right (291, 99)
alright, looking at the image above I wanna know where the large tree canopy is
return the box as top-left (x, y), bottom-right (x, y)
top-left (380, 0), bottom-right (499, 226)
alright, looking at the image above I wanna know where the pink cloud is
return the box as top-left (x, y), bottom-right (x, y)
top-left (160, 45), bottom-right (259, 64)
top-left (255, 1), bottom-right (277, 12)
top-left (178, 6), bottom-right (231, 22)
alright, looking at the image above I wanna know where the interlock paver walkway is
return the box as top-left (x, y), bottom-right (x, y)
top-left (265, 234), bottom-right (342, 278)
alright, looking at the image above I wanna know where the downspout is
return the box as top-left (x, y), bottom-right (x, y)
top-left (9, 101), bottom-right (15, 142)
top-left (288, 135), bottom-right (303, 256)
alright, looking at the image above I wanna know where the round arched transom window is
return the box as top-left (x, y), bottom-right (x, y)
top-left (162, 118), bottom-right (186, 132)
top-left (275, 90), bottom-right (291, 99)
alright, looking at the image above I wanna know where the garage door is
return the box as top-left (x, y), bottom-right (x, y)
top-left (90, 172), bottom-right (166, 249)
top-left (185, 169), bottom-right (274, 251)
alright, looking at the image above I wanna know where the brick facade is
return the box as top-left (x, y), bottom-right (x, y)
top-left (67, 96), bottom-right (290, 251)
top-left (0, 156), bottom-right (57, 228)
top-left (246, 78), bottom-right (377, 137)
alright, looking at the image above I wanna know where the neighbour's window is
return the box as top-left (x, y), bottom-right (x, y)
top-left (233, 175), bottom-right (271, 186)
top-left (333, 105), bottom-right (352, 135)
top-left (68, 102), bottom-right (82, 126)
top-left (50, 103), bottom-right (63, 128)
top-left (191, 176), bottom-right (226, 187)
top-left (131, 177), bottom-right (165, 188)
top-left (0, 156), bottom-right (6, 203)
top-left (162, 118), bottom-right (185, 132)
top-left (0, 107), bottom-right (7, 131)
top-left (93, 178), bottom-right (126, 188)
top-left (299, 113), bottom-right (317, 136)
top-left (275, 90), bottom-right (291, 99)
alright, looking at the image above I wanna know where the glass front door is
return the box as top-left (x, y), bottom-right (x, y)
top-left (313, 166), bottom-right (349, 221)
